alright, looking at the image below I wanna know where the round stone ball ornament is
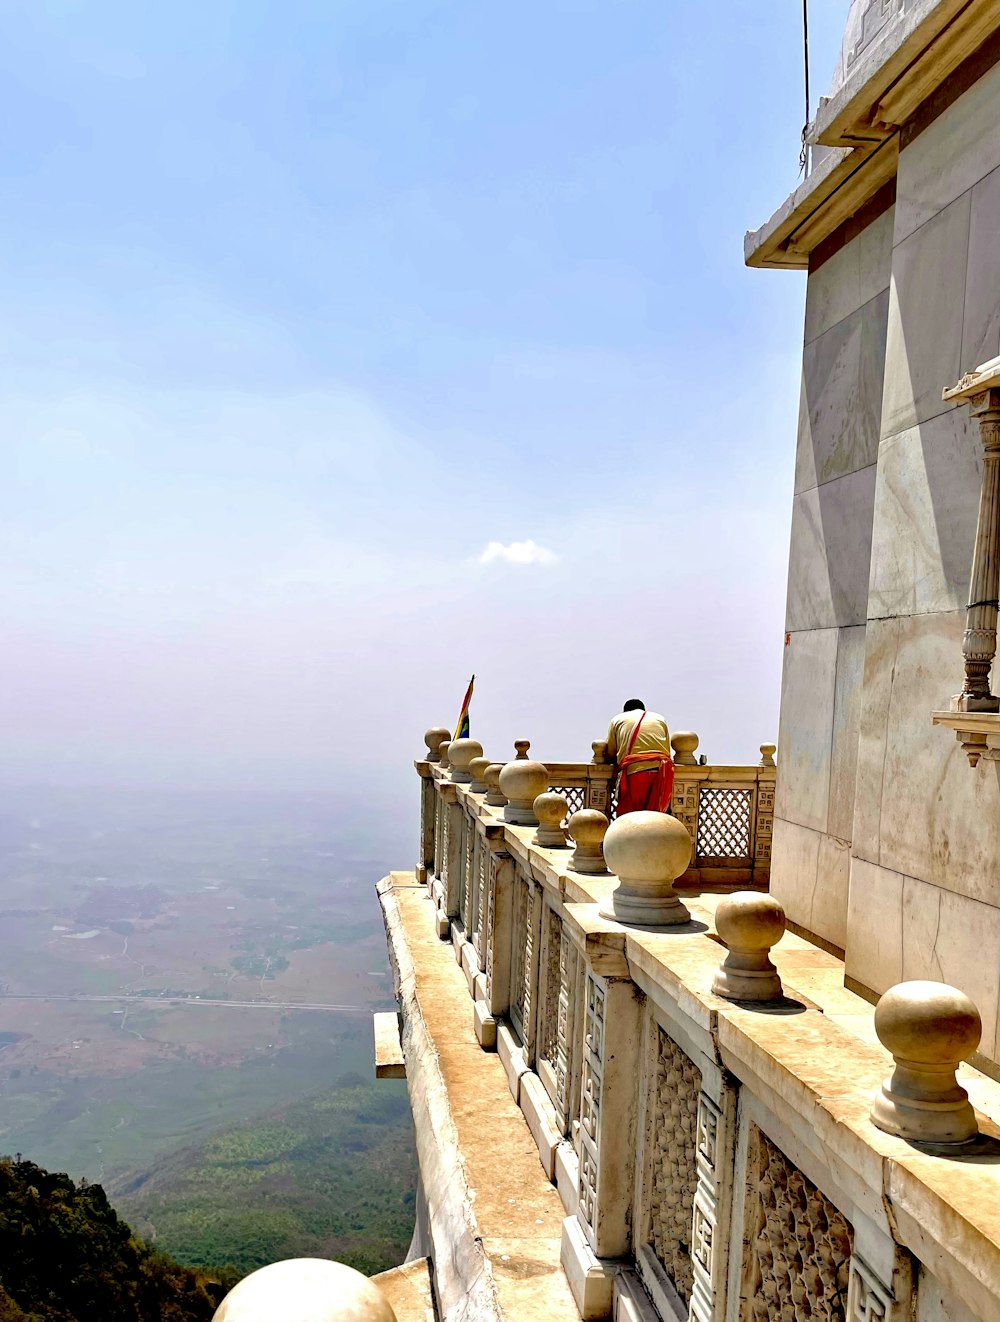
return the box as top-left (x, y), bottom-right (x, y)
top-left (213, 1257), bottom-right (397, 1322)
top-left (600, 811), bottom-right (693, 925)
top-left (870, 979), bottom-right (982, 1144)
top-left (449, 738), bottom-right (484, 783)
top-left (499, 760), bottom-right (549, 825)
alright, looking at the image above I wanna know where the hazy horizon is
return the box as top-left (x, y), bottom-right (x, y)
top-left (1, 4), bottom-right (847, 799)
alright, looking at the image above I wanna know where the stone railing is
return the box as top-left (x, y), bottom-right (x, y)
top-left (416, 732), bottom-right (775, 897)
top-left (401, 728), bottom-right (999, 1322)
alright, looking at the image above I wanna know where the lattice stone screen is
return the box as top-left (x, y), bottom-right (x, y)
top-left (509, 877), bottom-right (529, 1039)
top-left (549, 784), bottom-right (587, 821)
top-left (538, 906), bottom-right (561, 1070)
top-left (696, 787), bottom-right (753, 862)
top-left (743, 1126), bottom-right (853, 1322)
top-left (648, 1027), bottom-right (702, 1304)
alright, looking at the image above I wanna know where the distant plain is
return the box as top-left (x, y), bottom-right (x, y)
top-left (0, 787), bottom-right (417, 1274)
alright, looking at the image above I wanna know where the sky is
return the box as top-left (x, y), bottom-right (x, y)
top-left (0, 2), bottom-right (848, 809)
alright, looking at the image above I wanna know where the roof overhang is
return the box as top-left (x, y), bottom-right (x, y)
top-left (745, 0), bottom-right (998, 271)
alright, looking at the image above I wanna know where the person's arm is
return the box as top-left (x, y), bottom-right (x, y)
top-left (606, 719), bottom-right (618, 768)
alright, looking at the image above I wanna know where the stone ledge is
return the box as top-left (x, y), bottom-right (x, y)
top-left (379, 874), bottom-right (579, 1322)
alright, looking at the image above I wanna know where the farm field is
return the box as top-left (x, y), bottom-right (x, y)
top-left (0, 786), bottom-right (416, 1276)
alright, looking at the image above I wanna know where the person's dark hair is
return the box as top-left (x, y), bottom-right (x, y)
top-left (623, 698), bottom-right (645, 712)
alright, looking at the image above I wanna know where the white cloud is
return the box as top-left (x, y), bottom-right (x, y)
top-left (478, 539), bottom-right (558, 567)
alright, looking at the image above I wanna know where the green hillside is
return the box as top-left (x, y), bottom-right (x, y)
top-left (0, 1156), bottom-right (231, 1321)
top-left (117, 1075), bottom-right (417, 1278)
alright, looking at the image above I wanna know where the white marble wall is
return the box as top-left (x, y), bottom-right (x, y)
top-left (845, 63), bottom-right (1000, 1064)
top-left (774, 62), bottom-right (1000, 1059)
top-left (772, 209), bottom-right (893, 951)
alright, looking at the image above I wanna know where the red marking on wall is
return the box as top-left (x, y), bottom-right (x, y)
top-left (784, 632), bottom-right (791, 647)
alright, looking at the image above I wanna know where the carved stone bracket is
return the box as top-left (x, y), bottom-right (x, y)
top-left (941, 360), bottom-right (1000, 748)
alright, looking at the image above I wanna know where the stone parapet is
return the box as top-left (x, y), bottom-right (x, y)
top-left (383, 748), bottom-right (1000, 1322)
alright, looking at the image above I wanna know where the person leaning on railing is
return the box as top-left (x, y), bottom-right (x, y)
top-left (606, 698), bottom-right (674, 815)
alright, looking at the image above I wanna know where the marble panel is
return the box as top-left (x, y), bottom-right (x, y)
top-left (774, 628), bottom-right (838, 832)
top-left (828, 625), bottom-right (867, 843)
top-left (804, 206), bottom-right (894, 345)
top-left (881, 192), bottom-right (971, 439)
top-left (844, 856), bottom-right (904, 992)
top-left (786, 465), bottom-right (877, 631)
top-left (894, 61), bottom-right (1000, 244)
top-left (899, 878), bottom-right (999, 1064)
top-left (868, 410), bottom-right (983, 620)
top-left (769, 817), bottom-right (820, 953)
top-left (916, 1268), bottom-right (982, 1322)
top-left (850, 613), bottom-right (1000, 906)
top-left (796, 289), bottom-right (888, 494)
top-left (962, 164), bottom-right (1000, 373)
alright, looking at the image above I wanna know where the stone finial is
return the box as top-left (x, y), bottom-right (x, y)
top-left (671, 732), bottom-right (700, 766)
top-left (568, 809), bottom-right (608, 874)
top-left (484, 764), bottom-right (508, 807)
top-left (449, 738), bottom-right (484, 783)
top-left (591, 740), bottom-right (610, 765)
top-left (212, 1258), bottom-right (397, 1322)
top-left (870, 980), bottom-right (982, 1144)
top-left (600, 811), bottom-right (693, 925)
top-left (424, 727), bottom-right (451, 763)
top-left (499, 760), bottom-right (549, 825)
top-left (468, 756), bottom-right (491, 793)
top-left (513, 739), bottom-right (531, 760)
top-left (438, 740), bottom-right (452, 769)
top-left (711, 892), bottom-right (786, 1001)
top-left (759, 743), bottom-right (777, 768)
top-left (533, 792), bottom-right (569, 848)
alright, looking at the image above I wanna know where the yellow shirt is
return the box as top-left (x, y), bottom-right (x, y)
top-left (606, 710), bottom-right (671, 775)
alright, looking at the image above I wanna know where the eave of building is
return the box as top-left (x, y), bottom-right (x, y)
top-left (745, 0), bottom-right (999, 271)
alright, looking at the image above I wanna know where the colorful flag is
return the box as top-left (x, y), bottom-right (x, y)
top-left (453, 674), bottom-right (475, 741)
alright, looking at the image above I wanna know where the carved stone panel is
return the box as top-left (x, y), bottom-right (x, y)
top-left (742, 1126), bottom-right (853, 1322)
top-left (647, 1027), bottom-right (702, 1305)
top-left (577, 973), bottom-right (606, 1242)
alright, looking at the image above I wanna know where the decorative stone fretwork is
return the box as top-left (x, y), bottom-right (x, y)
top-left (440, 783), bottom-right (463, 920)
top-left (499, 760), bottom-right (549, 826)
top-left (578, 974), bottom-right (606, 1240)
top-left (697, 787), bottom-right (754, 863)
top-left (460, 814), bottom-right (474, 929)
top-left (671, 731), bottom-right (700, 765)
top-left (712, 892), bottom-right (786, 1002)
top-left (743, 1126), bottom-right (853, 1322)
top-left (940, 360), bottom-right (1000, 764)
top-left (870, 979), bottom-right (982, 1144)
top-left (553, 927), bottom-right (580, 1127)
top-left (671, 776), bottom-right (700, 842)
top-left (424, 726), bottom-right (451, 763)
top-left (483, 838), bottom-right (513, 1017)
top-left (647, 1027), bottom-right (702, 1305)
top-left (567, 809), bottom-right (608, 874)
top-left (690, 1092), bottom-right (726, 1322)
top-left (538, 906), bottom-right (562, 1074)
top-left (509, 877), bottom-right (530, 1038)
top-left (755, 781), bottom-right (775, 867)
top-left (601, 810), bottom-right (693, 926)
top-left (846, 1255), bottom-right (893, 1322)
top-left (533, 792), bottom-right (569, 848)
top-left (473, 835), bottom-right (488, 957)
